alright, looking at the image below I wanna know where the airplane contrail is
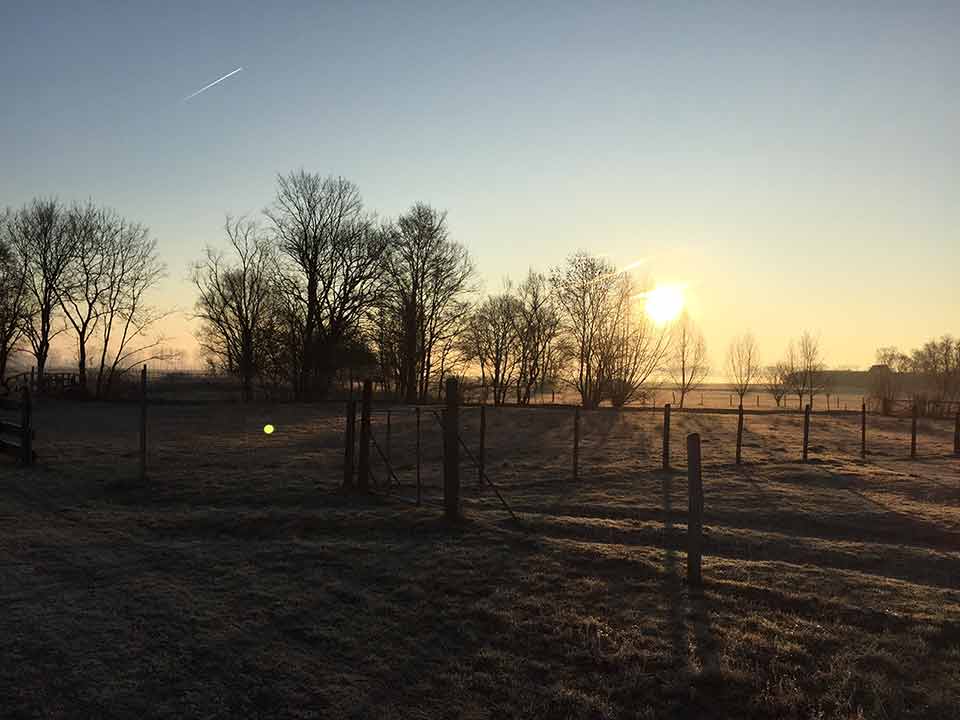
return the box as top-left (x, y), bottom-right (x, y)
top-left (183, 67), bottom-right (244, 101)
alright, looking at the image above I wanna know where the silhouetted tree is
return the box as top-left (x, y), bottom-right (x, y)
top-left (92, 218), bottom-right (169, 398)
top-left (669, 312), bottom-right (709, 408)
top-left (0, 212), bottom-right (31, 386)
top-left (462, 290), bottom-right (519, 405)
top-left (58, 203), bottom-right (115, 393)
top-left (600, 274), bottom-right (671, 407)
top-left (727, 331), bottom-right (760, 404)
top-left (799, 331), bottom-right (825, 408)
top-left (550, 253), bottom-right (616, 408)
top-left (376, 203), bottom-right (474, 403)
top-left (266, 171), bottom-right (386, 399)
top-left (510, 270), bottom-right (566, 405)
top-left (193, 217), bottom-right (280, 401)
top-left (7, 198), bottom-right (75, 386)
top-left (763, 362), bottom-right (790, 407)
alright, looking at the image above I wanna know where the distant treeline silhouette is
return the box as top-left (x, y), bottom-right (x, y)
top-left (3, 180), bottom-right (956, 411)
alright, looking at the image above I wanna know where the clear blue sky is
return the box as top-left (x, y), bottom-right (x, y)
top-left (3, 1), bottom-right (957, 369)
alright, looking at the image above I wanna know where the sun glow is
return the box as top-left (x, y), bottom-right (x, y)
top-left (644, 285), bottom-right (685, 324)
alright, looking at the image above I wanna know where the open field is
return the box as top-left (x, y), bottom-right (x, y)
top-left (1, 400), bottom-right (959, 718)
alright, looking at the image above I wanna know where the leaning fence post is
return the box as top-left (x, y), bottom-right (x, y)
top-left (343, 400), bottom-right (356, 488)
top-left (910, 403), bottom-right (918, 459)
top-left (687, 433), bottom-right (703, 586)
top-left (802, 404), bottom-right (811, 463)
top-left (443, 378), bottom-right (461, 520)
top-left (662, 403), bottom-right (671, 470)
top-left (139, 365), bottom-right (147, 481)
top-left (736, 403), bottom-right (744, 465)
top-left (20, 386), bottom-right (32, 466)
top-left (861, 401), bottom-right (867, 458)
top-left (358, 379), bottom-right (372, 492)
top-left (479, 404), bottom-right (486, 489)
top-left (416, 406), bottom-right (422, 506)
top-left (573, 407), bottom-right (580, 481)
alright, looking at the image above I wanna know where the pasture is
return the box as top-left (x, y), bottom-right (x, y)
top-left (1, 399), bottom-right (958, 718)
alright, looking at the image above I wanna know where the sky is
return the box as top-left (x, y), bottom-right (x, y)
top-left (2, 1), bottom-right (958, 371)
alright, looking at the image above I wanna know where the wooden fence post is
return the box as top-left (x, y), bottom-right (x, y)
top-left (687, 433), bottom-right (703, 586)
top-left (573, 407), bottom-right (580, 481)
top-left (20, 387), bottom-right (32, 466)
top-left (358, 379), bottom-right (372, 492)
top-left (954, 409), bottom-right (959, 457)
top-left (736, 403), bottom-right (744, 465)
top-left (416, 406), bottom-right (422, 506)
top-left (386, 408), bottom-right (392, 468)
top-left (139, 365), bottom-right (147, 481)
top-left (479, 405), bottom-right (486, 488)
top-left (343, 400), bottom-right (356, 488)
top-left (802, 404), bottom-right (811, 463)
top-left (910, 403), bottom-right (918, 459)
top-left (662, 403), bottom-right (671, 470)
top-left (859, 402), bottom-right (866, 458)
top-left (443, 378), bottom-right (460, 520)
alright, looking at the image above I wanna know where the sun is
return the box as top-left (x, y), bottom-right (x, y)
top-left (644, 285), bottom-right (685, 324)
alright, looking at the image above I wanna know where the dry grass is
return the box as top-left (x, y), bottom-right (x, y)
top-left (1, 399), bottom-right (958, 718)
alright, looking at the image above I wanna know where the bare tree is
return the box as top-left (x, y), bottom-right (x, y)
top-left (784, 341), bottom-right (806, 410)
top-left (601, 275), bottom-right (671, 407)
top-left (193, 217), bottom-right (280, 401)
top-left (58, 203), bottom-right (116, 393)
top-left (376, 203), bottom-right (474, 403)
top-left (798, 331), bottom-right (825, 408)
top-left (266, 171), bottom-right (386, 399)
top-left (7, 199), bottom-right (75, 385)
top-left (462, 290), bottom-right (519, 405)
top-left (763, 362), bottom-right (790, 407)
top-left (510, 270), bottom-right (565, 405)
top-left (668, 312), bottom-right (709, 409)
top-left (550, 253), bottom-right (617, 408)
top-left (0, 211), bottom-right (31, 386)
top-left (92, 219), bottom-right (169, 398)
top-left (727, 332), bottom-right (760, 404)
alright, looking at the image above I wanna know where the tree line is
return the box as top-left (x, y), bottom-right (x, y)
top-left (0, 199), bottom-right (168, 397)
top-left (192, 169), bottom-right (847, 409)
top-left (869, 338), bottom-right (960, 412)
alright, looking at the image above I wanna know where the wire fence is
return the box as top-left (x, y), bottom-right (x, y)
top-left (3, 379), bottom-right (958, 517)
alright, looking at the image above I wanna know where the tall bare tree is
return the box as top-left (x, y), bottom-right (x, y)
top-left (510, 270), bottom-right (565, 405)
top-left (58, 203), bottom-right (115, 392)
top-left (462, 290), bottom-right (519, 405)
top-left (0, 211), bottom-right (31, 386)
top-left (377, 203), bottom-right (474, 403)
top-left (668, 312), bottom-right (709, 409)
top-left (266, 171), bottom-right (386, 399)
top-left (7, 199), bottom-right (75, 385)
top-left (550, 253), bottom-right (617, 408)
top-left (727, 332), bottom-right (760, 404)
top-left (600, 275), bottom-right (671, 407)
top-left (193, 217), bottom-right (280, 401)
top-left (92, 219), bottom-right (169, 398)
top-left (798, 331), bottom-right (825, 408)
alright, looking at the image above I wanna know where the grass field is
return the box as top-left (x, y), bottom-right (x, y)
top-left (1, 399), bottom-right (958, 718)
